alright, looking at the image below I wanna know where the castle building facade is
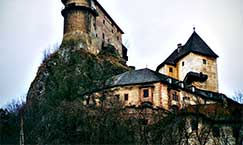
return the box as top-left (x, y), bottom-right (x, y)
top-left (91, 30), bottom-right (222, 111)
top-left (85, 31), bottom-right (241, 145)
top-left (61, 0), bottom-right (128, 61)
top-left (156, 30), bottom-right (219, 93)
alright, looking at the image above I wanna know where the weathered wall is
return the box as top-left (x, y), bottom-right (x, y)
top-left (158, 64), bottom-right (178, 79)
top-left (111, 83), bottom-right (162, 107)
top-left (159, 52), bottom-right (218, 92)
top-left (177, 53), bottom-right (218, 92)
top-left (94, 3), bottom-right (123, 56)
top-left (107, 82), bottom-right (216, 111)
top-left (63, 10), bottom-right (90, 34)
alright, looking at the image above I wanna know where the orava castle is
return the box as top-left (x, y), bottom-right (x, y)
top-left (33, 0), bottom-right (242, 143)
top-left (61, 0), bottom-right (229, 108)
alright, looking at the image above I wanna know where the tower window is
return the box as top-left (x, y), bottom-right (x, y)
top-left (124, 94), bottom-right (129, 101)
top-left (143, 89), bottom-right (149, 98)
top-left (103, 19), bottom-right (106, 25)
top-left (169, 67), bottom-right (173, 73)
top-left (117, 36), bottom-right (119, 41)
top-left (102, 33), bottom-right (105, 40)
top-left (182, 61), bottom-right (184, 66)
top-left (93, 23), bottom-right (96, 30)
top-left (203, 59), bottom-right (207, 64)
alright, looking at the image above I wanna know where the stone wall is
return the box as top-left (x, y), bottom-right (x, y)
top-left (159, 64), bottom-right (178, 79)
top-left (94, 2), bottom-right (123, 56)
top-left (63, 10), bottom-right (90, 34)
top-left (103, 82), bottom-right (214, 111)
top-left (159, 52), bottom-right (218, 93)
top-left (110, 83), bottom-right (162, 107)
top-left (177, 53), bottom-right (218, 92)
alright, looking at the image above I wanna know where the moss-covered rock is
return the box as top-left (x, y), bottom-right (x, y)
top-left (24, 41), bottom-right (130, 143)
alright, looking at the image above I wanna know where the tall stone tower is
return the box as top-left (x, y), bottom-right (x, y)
top-left (61, 0), bottom-right (97, 36)
top-left (157, 30), bottom-right (219, 92)
top-left (60, 0), bottom-right (128, 61)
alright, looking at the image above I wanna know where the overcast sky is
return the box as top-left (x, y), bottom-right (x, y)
top-left (0, 0), bottom-right (242, 107)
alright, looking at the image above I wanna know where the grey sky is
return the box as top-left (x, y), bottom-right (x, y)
top-left (0, 0), bottom-right (242, 107)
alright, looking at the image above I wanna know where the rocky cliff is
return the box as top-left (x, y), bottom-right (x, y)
top-left (24, 38), bottom-right (130, 143)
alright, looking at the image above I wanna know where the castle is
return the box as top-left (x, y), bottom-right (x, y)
top-left (61, 0), bottom-right (222, 108)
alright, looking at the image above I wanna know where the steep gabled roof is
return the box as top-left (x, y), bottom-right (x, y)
top-left (156, 31), bottom-right (218, 71)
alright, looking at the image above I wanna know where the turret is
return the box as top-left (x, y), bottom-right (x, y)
top-left (60, 0), bottom-right (128, 62)
top-left (61, 0), bottom-right (97, 36)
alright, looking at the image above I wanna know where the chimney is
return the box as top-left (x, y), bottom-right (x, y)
top-left (129, 66), bottom-right (136, 70)
top-left (177, 43), bottom-right (182, 53)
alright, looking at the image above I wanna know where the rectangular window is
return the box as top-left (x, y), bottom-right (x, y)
top-left (93, 23), bottom-right (96, 30)
top-left (182, 61), bottom-right (184, 66)
top-left (102, 33), bottom-right (105, 40)
top-left (143, 89), bottom-right (149, 98)
top-left (124, 94), bottom-right (128, 101)
top-left (203, 59), bottom-right (207, 64)
top-left (169, 67), bottom-right (173, 73)
top-left (103, 19), bottom-right (106, 25)
top-left (117, 36), bottom-right (119, 41)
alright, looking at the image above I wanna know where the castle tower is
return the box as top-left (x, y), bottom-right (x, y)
top-left (60, 0), bottom-right (128, 62)
top-left (61, 0), bottom-right (97, 36)
top-left (157, 30), bottom-right (219, 92)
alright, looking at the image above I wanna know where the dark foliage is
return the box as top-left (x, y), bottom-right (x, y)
top-left (0, 100), bottom-right (25, 144)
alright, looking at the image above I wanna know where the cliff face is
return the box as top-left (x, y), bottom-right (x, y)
top-left (23, 39), bottom-right (130, 143)
top-left (27, 39), bottom-right (129, 105)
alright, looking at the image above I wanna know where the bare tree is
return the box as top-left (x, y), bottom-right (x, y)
top-left (233, 90), bottom-right (243, 104)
